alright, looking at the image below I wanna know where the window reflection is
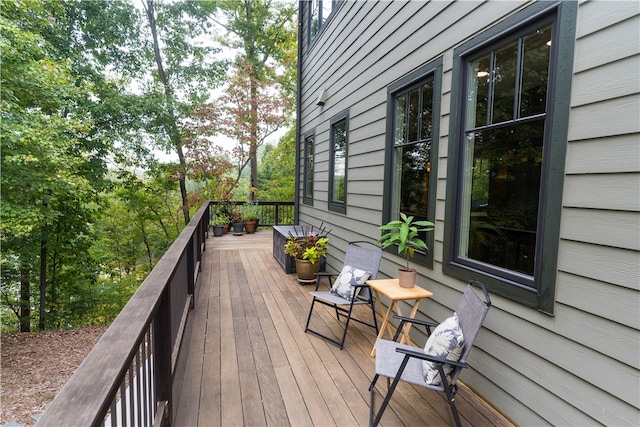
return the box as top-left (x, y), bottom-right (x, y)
top-left (460, 24), bottom-right (552, 277)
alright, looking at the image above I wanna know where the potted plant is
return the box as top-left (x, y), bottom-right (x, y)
top-left (241, 203), bottom-right (261, 234)
top-left (378, 212), bottom-right (435, 288)
top-left (230, 208), bottom-right (244, 235)
top-left (215, 199), bottom-right (233, 234)
top-left (284, 225), bottom-right (329, 284)
top-left (211, 214), bottom-right (229, 237)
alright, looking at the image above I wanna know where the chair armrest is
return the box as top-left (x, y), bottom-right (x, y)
top-left (315, 272), bottom-right (335, 278)
top-left (391, 314), bottom-right (437, 341)
top-left (395, 346), bottom-right (468, 369)
top-left (392, 314), bottom-right (438, 329)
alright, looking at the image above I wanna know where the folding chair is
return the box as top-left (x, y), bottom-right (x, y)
top-left (369, 281), bottom-right (491, 427)
top-left (304, 241), bottom-right (382, 349)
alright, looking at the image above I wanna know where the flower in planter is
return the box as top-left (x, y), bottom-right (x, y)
top-left (284, 225), bottom-right (330, 264)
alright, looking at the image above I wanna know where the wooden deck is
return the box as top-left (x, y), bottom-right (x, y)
top-left (172, 230), bottom-right (513, 427)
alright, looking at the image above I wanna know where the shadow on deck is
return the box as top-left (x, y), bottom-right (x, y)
top-left (172, 230), bottom-right (513, 427)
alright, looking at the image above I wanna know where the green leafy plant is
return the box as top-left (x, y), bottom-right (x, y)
top-left (378, 212), bottom-right (435, 271)
top-left (241, 203), bottom-right (261, 221)
top-left (211, 214), bottom-right (229, 226)
top-left (284, 225), bottom-right (330, 264)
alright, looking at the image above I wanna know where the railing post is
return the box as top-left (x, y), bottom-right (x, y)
top-left (153, 288), bottom-right (172, 426)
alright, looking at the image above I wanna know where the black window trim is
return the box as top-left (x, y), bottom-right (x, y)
top-left (328, 110), bottom-right (348, 214)
top-left (443, 0), bottom-right (577, 315)
top-left (303, 130), bottom-right (314, 206)
top-left (382, 57), bottom-right (443, 269)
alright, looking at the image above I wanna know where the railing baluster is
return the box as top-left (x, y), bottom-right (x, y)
top-left (135, 350), bottom-right (142, 427)
top-left (142, 330), bottom-right (150, 427)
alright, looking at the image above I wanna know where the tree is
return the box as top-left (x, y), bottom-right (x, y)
top-left (1, 0), bottom-right (107, 330)
top-left (209, 0), bottom-right (297, 201)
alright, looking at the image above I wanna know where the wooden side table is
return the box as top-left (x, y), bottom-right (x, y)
top-left (366, 278), bottom-right (434, 357)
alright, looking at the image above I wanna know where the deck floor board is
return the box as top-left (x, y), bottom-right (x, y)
top-left (173, 230), bottom-right (513, 427)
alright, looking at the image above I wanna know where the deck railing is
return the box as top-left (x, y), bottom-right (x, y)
top-left (36, 200), bottom-right (294, 427)
top-left (208, 200), bottom-right (295, 226)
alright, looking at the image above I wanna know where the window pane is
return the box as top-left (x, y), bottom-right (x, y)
top-left (421, 81), bottom-right (434, 140)
top-left (332, 121), bottom-right (347, 203)
top-left (492, 40), bottom-right (518, 123)
top-left (521, 25), bottom-right (552, 117)
top-left (395, 95), bottom-right (406, 145)
top-left (468, 55), bottom-right (490, 128)
top-left (407, 88), bottom-right (419, 142)
top-left (398, 140), bottom-right (431, 217)
top-left (461, 120), bottom-right (544, 276)
top-left (304, 135), bottom-right (314, 198)
top-left (322, 0), bottom-right (333, 23)
top-left (310, 0), bottom-right (319, 39)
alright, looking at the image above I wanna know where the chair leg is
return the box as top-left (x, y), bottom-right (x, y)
top-left (437, 365), bottom-right (462, 427)
top-left (370, 298), bottom-right (379, 335)
top-left (443, 381), bottom-right (462, 427)
top-left (304, 297), bottom-right (317, 332)
top-left (369, 376), bottom-right (377, 427)
top-left (369, 355), bottom-right (410, 427)
top-left (337, 302), bottom-right (357, 349)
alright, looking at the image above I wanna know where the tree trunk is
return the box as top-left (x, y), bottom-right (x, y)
top-left (39, 227), bottom-right (47, 330)
top-left (19, 260), bottom-right (31, 332)
top-left (145, 0), bottom-right (190, 225)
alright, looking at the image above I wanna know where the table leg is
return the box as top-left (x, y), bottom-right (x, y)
top-left (398, 299), bottom-right (422, 346)
top-left (370, 297), bottom-right (396, 357)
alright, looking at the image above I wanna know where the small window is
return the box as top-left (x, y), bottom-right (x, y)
top-left (303, 132), bottom-right (314, 205)
top-left (309, 0), bottom-right (339, 44)
top-left (329, 111), bottom-right (348, 213)
top-left (383, 59), bottom-right (443, 268)
top-left (444, 1), bottom-right (577, 314)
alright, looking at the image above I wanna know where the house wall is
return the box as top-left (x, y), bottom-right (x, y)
top-left (297, 0), bottom-right (640, 425)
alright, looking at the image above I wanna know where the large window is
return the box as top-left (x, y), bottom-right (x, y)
top-left (329, 111), bottom-right (348, 213)
top-left (309, 0), bottom-right (339, 44)
top-left (444, 1), bottom-right (577, 314)
top-left (383, 59), bottom-right (442, 268)
top-left (303, 132), bottom-right (314, 205)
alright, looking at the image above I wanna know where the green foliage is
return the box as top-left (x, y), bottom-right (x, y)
top-left (258, 126), bottom-right (295, 201)
top-left (200, 0), bottom-right (297, 201)
top-left (241, 203), bottom-right (261, 221)
top-left (284, 235), bottom-right (329, 265)
top-left (0, 0), bottom-right (297, 332)
top-left (378, 213), bottom-right (435, 271)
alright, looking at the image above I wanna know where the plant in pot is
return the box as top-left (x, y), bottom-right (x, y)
top-left (378, 212), bottom-right (435, 288)
top-left (241, 203), bottom-right (260, 234)
top-left (211, 214), bottom-right (229, 237)
top-left (284, 226), bottom-right (329, 284)
top-left (230, 208), bottom-right (244, 235)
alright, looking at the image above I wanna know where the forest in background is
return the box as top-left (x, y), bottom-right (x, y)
top-left (1, 0), bottom-right (298, 332)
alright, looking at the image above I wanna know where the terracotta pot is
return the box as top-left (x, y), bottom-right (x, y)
top-left (295, 258), bottom-right (321, 284)
top-left (244, 220), bottom-right (257, 234)
top-left (398, 268), bottom-right (416, 288)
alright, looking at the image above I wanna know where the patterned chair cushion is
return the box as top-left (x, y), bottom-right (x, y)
top-left (422, 312), bottom-right (465, 386)
top-left (330, 265), bottom-right (371, 300)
